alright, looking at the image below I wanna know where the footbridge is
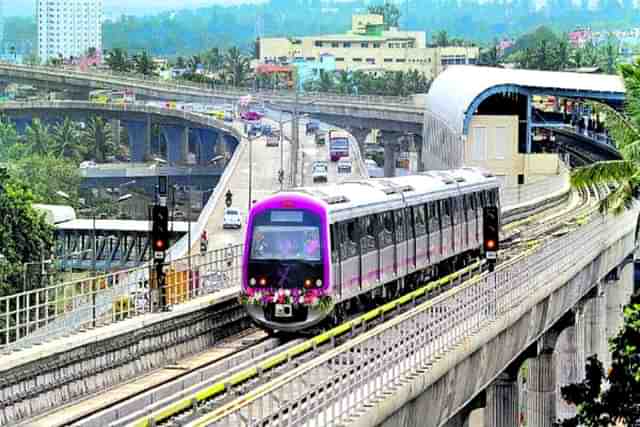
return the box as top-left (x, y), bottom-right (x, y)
top-left (0, 100), bottom-right (240, 165)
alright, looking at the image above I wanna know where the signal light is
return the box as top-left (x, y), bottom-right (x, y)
top-left (259, 278), bottom-right (267, 286)
top-left (151, 205), bottom-right (169, 254)
top-left (304, 279), bottom-right (312, 288)
top-left (483, 206), bottom-right (500, 255)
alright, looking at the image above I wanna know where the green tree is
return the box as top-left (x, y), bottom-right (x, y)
top-left (8, 155), bottom-right (81, 205)
top-left (87, 47), bottom-right (97, 58)
top-left (554, 39), bottom-right (571, 71)
top-left (205, 47), bottom-right (223, 73)
top-left (105, 48), bottom-right (131, 72)
top-left (82, 116), bottom-right (114, 163)
top-left (133, 50), bottom-right (154, 76)
top-left (434, 30), bottom-right (449, 47)
top-left (24, 119), bottom-right (54, 156)
top-left (336, 70), bottom-right (353, 94)
top-left (480, 39), bottom-right (500, 66)
top-left (223, 46), bottom-right (250, 87)
top-left (0, 168), bottom-right (54, 297)
top-left (559, 295), bottom-right (640, 426)
top-left (367, 3), bottom-right (401, 29)
top-left (176, 56), bottom-right (186, 69)
top-left (570, 59), bottom-right (640, 214)
top-left (52, 118), bottom-right (84, 161)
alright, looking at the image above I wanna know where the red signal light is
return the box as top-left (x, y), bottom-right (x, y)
top-left (486, 240), bottom-right (496, 250)
top-left (154, 240), bottom-right (165, 250)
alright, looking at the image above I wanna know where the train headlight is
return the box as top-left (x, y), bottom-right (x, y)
top-left (250, 278), bottom-right (256, 286)
top-left (304, 279), bottom-right (313, 289)
top-left (316, 279), bottom-right (323, 288)
top-left (259, 278), bottom-right (267, 287)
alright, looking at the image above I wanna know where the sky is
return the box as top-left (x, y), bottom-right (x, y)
top-left (4, 0), bottom-right (264, 17)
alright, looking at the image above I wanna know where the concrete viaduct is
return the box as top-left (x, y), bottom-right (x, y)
top-left (0, 101), bottom-right (241, 189)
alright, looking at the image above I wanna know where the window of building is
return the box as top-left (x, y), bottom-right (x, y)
top-left (343, 42), bottom-right (351, 48)
top-left (361, 42), bottom-right (369, 48)
top-left (336, 57), bottom-right (345, 62)
top-left (353, 57), bottom-right (362, 62)
top-left (396, 58), bottom-right (406, 63)
top-left (373, 43), bottom-right (381, 48)
top-left (366, 58), bottom-right (375, 64)
top-left (314, 41), bottom-right (323, 47)
top-left (331, 42), bottom-right (339, 48)
top-left (306, 57), bottom-right (315, 61)
top-left (471, 126), bottom-right (487, 161)
top-left (384, 58), bottom-right (393, 62)
top-left (495, 126), bottom-right (507, 160)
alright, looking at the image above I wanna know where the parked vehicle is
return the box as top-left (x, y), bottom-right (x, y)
top-left (311, 161), bottom-right (329, 183)
top-left (266, 136), bottom-right (279, 147)
top-left (241, 111), bottom-right (264, 121)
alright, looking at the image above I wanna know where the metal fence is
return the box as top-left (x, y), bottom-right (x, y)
top-left (202, 207), bottom-right (636, 426)
top-left (0, 243), bottom-right (243, 353)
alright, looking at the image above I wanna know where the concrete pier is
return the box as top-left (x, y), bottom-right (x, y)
top-left (485, 373), bottom-right (519, 427)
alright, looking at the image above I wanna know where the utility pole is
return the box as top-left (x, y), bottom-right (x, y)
top-left (292, 75), bottom-right (300, 187)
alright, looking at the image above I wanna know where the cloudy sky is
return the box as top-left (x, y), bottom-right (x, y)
top-left (4, 0), bottom-right (264, 17)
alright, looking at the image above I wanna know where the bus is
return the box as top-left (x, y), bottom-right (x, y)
top-left (329, 130), bottom-right (350, 161)
top-left (89, 89), bottom-right (135, 104)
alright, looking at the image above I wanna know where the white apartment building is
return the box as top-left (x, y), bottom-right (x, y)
top-left (37, 0), bottom-right (102, 63)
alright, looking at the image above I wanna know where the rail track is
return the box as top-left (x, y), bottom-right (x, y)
top-left (126, 186), bottom-right (600, 427)
top-left (13, 174), bottom-right (582, 427)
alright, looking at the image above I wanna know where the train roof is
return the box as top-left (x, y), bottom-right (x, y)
top-left (290, 168), bottom-right (499, 223)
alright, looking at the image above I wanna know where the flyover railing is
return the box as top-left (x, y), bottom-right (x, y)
top-left (0, 243), bottom-right (242, 353)
top-left (202, 204), bottom-right (636, 427)
top-left (0, 63), bottom-right (422, 108)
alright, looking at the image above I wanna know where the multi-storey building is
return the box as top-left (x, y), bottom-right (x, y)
top-left (258, 14), bottom-right (479, 80)
top-left (37, 0), bottom-right (102, 63)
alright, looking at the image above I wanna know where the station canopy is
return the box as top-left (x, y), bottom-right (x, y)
top-left (425, 65), bottom-right (626, 135)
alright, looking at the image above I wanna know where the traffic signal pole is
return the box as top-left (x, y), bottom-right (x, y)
top-left (151, 176), bottom-right (170, 312)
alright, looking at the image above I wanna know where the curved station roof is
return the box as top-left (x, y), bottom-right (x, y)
top-left (425, 65), bottom-right (626, 135)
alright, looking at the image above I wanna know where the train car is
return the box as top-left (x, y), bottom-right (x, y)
top-left (329, 130), bottom-right (350, 161)
top-left (241, 168), bottom-right (500, 333)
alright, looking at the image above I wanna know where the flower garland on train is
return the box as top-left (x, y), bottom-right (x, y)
top-left (239, 287), bottom-right (333, 312)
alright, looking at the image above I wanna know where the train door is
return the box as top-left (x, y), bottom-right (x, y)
top-left (359, 215), bottom-right (379, 290)
top-left (440, 199), bottom-right (453, 260)
top-left (427, 202), bottom-right (441, 264)
top-left (394, 209), bottom-right (409, 278)
top-left (339, 220), bottom-right (361, 299)
top-left (378, 211), bottom-right (395, 284)
top-left (413, 205), bottom-right (428, 271)
top-left (330, 224), bottom-right (342, 299)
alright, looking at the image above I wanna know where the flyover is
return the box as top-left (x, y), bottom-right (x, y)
top-left (0, 100), bottom-right (240, 166)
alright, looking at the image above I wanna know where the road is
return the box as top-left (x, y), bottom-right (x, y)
top-left (189, 114), bottom-right (367, 253)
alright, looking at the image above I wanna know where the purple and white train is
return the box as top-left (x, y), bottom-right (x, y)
top-left (241, 168), bottom-right (500, 333)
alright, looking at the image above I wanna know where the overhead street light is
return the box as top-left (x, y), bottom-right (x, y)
top-left (118, 194), bottom-right (133, 203)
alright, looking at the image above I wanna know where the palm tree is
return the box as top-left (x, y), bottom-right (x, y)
top-left (205, 48), bottom-right (223, 73)
top-left (25, 119), bottom-right (54, 156)
top-left (223, 47), bottom-right (250, 87)
top-left (133, 51), bottom-right (154, 76)
top-left (572, 48), bottom-right (584, 68)
top-left (318, 70), bottom-right (335, 92)
top-left (434, 30), bottom-right (449, 47)
top-left (570, 61), bottom-right (640, 214)
top-left (52, 118), bottom-right (84, 161)
top-left (82, 116), bottom-right (113, 163)
top-left (106, 48), bottom-right (130, 72)
top-left (554, 39), bottom-right (571, 71)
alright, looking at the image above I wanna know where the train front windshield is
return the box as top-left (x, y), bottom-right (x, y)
top-left (248, 209), bottom-right (324, 290)
top-left (251, 210), bottom-right (321, 262)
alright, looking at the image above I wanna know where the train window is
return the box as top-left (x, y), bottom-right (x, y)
top-left (379, 211), bottom-right (394, 248)
top-left (339, 220), bottom-right (359, 259)
top-left (394, 210), bottom-right (406, 242)
top-left (405, 208), bottom-right (415, 240)
top-left (493, 189), bottom-right (500, 208)
top-left (440, 199), bottom-right (452, 227)
top-left (427, 202), bottom-right (439, 233)
top-left (413, 205), bottom-right (426, 236)
top-left (330, 224), bottom-right (339, 263)
top-left (466, 194), bottom-right (476, 220)
top-left (452, 197), bottom-right (462, 225)
top-left (479, 191), bottom-right (486, 208)
top-left (359, 216), bottom-right (377, 254)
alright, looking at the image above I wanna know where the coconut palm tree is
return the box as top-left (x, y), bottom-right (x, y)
top-left (105, 48), bottom-right (131, 73)
top-left (133, 50), bottom-right (154, 76)
top-left (570, 60), bottom-right (640, 214)
top-left (223, 47), bottom-right (250, 87)
top-left (25, 119), bottom-right (54, 156)
top-left (52, 118), bottom-right (84, 161)
top-left (82, 116), bottom-right (113, 163)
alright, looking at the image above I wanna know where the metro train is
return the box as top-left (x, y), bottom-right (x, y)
top-left (241, 168), bottom-right (501, 333)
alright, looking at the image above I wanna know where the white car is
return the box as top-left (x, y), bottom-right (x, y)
top-left (312, 162), bottom-right (328, 183)
top-left (337, 157), bottom-right (352, 174)
top-left (80, 160), bottom-right (97, 169)
top-left (223, 207), bottom-right (242, 229)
